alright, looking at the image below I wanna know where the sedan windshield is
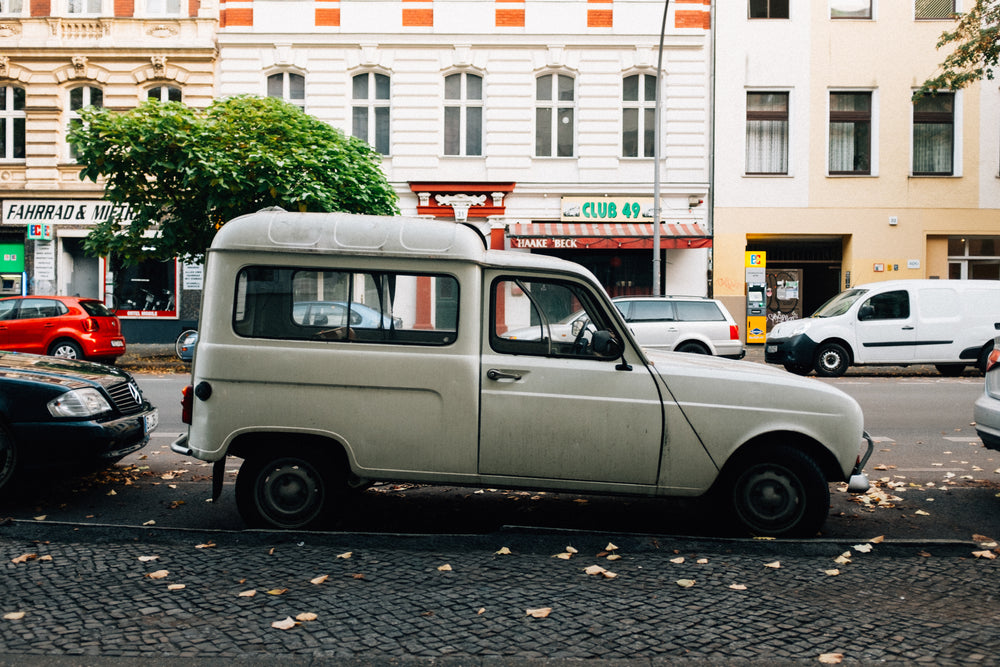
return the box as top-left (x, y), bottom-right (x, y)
top-left (811, 288), bottom-right (868, 318)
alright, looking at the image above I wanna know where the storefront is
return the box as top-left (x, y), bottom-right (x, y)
top-left (1, 199), bottom-right (199, 343)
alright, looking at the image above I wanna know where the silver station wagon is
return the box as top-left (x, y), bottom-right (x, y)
top-left (173, 210), bottom-right (872, 537)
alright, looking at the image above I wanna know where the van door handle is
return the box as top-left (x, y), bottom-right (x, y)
top-left (487, 369), bottom-right (522, 381)
top-left (901, 326), bottom-right (915, 330)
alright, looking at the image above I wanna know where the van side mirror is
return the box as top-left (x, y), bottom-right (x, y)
top-left (591, 330), bottom-right (623, 358)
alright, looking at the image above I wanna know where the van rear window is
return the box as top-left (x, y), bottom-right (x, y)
top-left (232, 267), bottom-right (458, 346)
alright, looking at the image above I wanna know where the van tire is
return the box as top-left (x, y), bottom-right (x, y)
top-left (814, 343), bottom-right (849, 377)
top-left (727, 445), bottom-right (829, 538)
top-left (235, 448), bottom-right (340, 529)
top-left (935, 364), bottom-right (965, 377)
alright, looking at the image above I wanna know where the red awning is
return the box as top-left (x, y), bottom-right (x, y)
top-left (506, 222), bottom-right (711, 250)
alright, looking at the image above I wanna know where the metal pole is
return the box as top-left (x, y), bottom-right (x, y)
top-left (653, 0), bottom-right (669, 296)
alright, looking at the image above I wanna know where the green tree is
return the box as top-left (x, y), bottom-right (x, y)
top-left (917, 0), bottom-right (1000, 99)
top-left (69, 95), bottom-right (399, 264)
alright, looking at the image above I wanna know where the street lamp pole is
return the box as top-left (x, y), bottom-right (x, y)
top-left (652, 0), bottom-right (670, 296)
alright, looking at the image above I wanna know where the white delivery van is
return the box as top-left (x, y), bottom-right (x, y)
top-left (765, 279), bottom-right (1000, 377)
top-left (172, 209), bottom-right (872, 537)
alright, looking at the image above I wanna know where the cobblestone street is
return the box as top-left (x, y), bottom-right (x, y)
top-left (1, 521), bottom-right (997, 665)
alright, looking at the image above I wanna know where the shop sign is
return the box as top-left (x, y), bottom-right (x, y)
top-left (0, 243), bottom-right (23, 272)
top-left (561, 197), bottom-right (654, 222)
top-left (27, 224), bottom-right (53, 240)
top-left (2, 200), bottom-right (135, 226)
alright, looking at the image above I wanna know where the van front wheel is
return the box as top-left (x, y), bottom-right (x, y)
top-left (235, 449), bottom-right (338, 529)
top-left (814, 343), bottom-right (849, 377)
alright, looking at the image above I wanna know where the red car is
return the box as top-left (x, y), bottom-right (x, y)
top-left (0, 296), bottom-right (126, 363)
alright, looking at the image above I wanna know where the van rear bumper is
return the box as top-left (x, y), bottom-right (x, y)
top-left (764, 334), bottom-right (818, 367)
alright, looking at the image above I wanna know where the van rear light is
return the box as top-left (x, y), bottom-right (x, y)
top-left (729, 325), bottom-right (739, 340)
top-left (181, 385), bottom-right (193, 424)
top-left (82, 318), bottom-right (99, 332)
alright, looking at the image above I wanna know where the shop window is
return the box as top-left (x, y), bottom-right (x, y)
top-left (746, 91), bottom-right (788, 175)
top-left (352, 72), bottom-right (390, 156)
top-left (915, 0), bottom-right (955, 19)
top-left (829, 91), bottom-right (871, 175)
top-left (68, 85), bottom-right (102, 162)
top-left (267, 72), bottom-right (305, 111)
top-left (536, 74), bottom-right (575, 157)
top-left (913, 92), bottom-right (953, 176)
top-left (831, 0), bottom-right (871, 19)
top-left (0, 85), bottom-right (25, 161)
top-left (749, 0), bottom-right (788, 18)
top-left (148, 86), bottom-right (182, 103)
top-left (444, 72), bottom-right (483, 156)
top-left (111, 257), bottom-right (178, 317)
top-left (623, 74), bottom-right (656, 158)
top-left (948, 237), bottom-right (1000, 280)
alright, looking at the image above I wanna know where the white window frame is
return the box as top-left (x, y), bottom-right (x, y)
top-left (0, 85), bottom-right (25, 162)
top-left (351, 71), bottom-right (391, 156)
top-left (0, 0), bottom-right (25, 16)
top-left (66, 0), bottom-right (103, 15)
top-left (911, 89), bottom-right (962, 177)
top-left (744, 88), bottom-right (793, 177)
top-left (145, 0), bottom-right (183, 17)
top-left (267, 71), bottom-right (306, 111)
top-left (147, 85), bottom-right (182, 103)
top-left (622, 73), bottom-right (657, 159)
top-left (826, 88), bottom-right (879, 177)
top-left (443, 71), bottom-right (483, 157)
top-left (535, 73), bottom-right (576, 158)
top-left (830, 0), bottom-right (874, 20)
top-left (914, 0), bottom-right (958, 20)
top-left (67, 85), bottom-right (102, 162)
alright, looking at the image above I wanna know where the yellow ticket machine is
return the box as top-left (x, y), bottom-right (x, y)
top-left (745, 252), bottom-right (767, 344)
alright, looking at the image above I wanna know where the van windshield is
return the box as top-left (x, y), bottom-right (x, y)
top-left (811, 288), bottom-right (868, 318)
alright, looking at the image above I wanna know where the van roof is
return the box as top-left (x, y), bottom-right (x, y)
top-left (211, 208), bottom-right (597, 279)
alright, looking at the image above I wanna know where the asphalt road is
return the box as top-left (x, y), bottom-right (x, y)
top-left (3, 368), bottom-right (998, 543)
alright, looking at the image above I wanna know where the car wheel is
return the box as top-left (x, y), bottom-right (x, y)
top-left (935, 364), bottom-right (965, 377)
top-left (235, 448), bottom-right (339, 529)
top-left (783, 363), bottom-right (811, 376)
top-left (813, 342), bottom-right (849, 377)
top-left (0, 425), bottom-right (18, 495)
top-left (728, 445), bottom-right (829, 538)
top-left (674, 342), bottom-right (709, 355)
top-left (49, 339), bottom-right (83, 360)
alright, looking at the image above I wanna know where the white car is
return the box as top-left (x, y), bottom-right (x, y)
top-left (974, 334), bottom-right (1000, 451)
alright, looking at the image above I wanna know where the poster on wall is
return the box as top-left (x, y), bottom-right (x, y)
top-left (107, 257), bottom-right (179, 318)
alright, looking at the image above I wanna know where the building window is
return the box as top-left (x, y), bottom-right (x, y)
top-left (948, 237), bottom-right (1000, 280)
top-left (0, 0), bottom-right (23, 14)
top-left (831, 0), bottom-right (871, 19)
top-left (915, 0), bottom-right (955, 19)
top-left (829, 92), bottom-right (871, 175)
top-left (148, 86), bottom-right (182, 103)
top-left (146, 0), bottom-right (181, 15)
top-left (746, 92), bottom-right (788, 175)
top-left (0, 86), bottom-right (25, 161)
top-left (267, 72), bottom-right (305, 111)
top-left (536, 74), bottom-right (574, 157)
top-left (68, 85), bottom-right (102, 161)
top-left (444, 73), bottom-right (482, 156)
top-left (623, 74), bottom-right (656, 158)
top-left (913, 92), bottom-right (953, 176)
top-left (749, 0), bottom-right (789, 18)
top-left (352, 73), bottom-right (390, 156)
top-left (67, 0), bottom-right (101, 13)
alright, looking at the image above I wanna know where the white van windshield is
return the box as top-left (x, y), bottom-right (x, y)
top-left (811, 288), bottom-right (868, 318)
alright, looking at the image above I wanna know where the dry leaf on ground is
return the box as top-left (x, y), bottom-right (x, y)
top-left (167, 584), bottom-right (186, 591)
top-left (526, 607), bottom-right (552, 618)
top-left (238, 590), bottom-right (256, 598)
top-left (676, 579), bottom-right (696, 588)
top-left (271, 617), bottom-right (297, 630)
top-left (495, 547), bottom-right (512, 555)
top-left (818, 653), bottom-right (844, 664)
top-left (146, 570), bottom-right (169, 579)
top-left (437, 564), bottom-right (453, 572)
top-left (728, 584), bottom-right (747, 591)
top-left (763, 561), bottom-right (781, 569)
top-left (296, 612), bottom-right (318, 622)
top-left (3, 612), bottom-right (25, 620)
top-left (337, 552), bottom-right (352, 559)
top-left (310, 575), bottom-right (329, 585)
top-left (973, 550), bottom-right (997, 559)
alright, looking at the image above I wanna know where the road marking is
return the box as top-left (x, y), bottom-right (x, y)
top-left (892, 468), bottom-right (968, 472)
top-left (869, 436), bottom-right (895, 443)
top-left (943, 436), bottom-right (981, 442)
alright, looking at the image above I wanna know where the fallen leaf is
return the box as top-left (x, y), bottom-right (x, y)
top-left (38, 555), bottom-right (52, 562)
top-left (728, 584), bottom-right (747, 591)
top-left (107, 490), bottom-right (117, 496)
top-left (477, 608), bottom-right (485, 615)
top-left (763, 561), bottom-right (781, 569)
top-left (437, 564), bottom-right (452, 572)
top-left (351, 573), bottom-right (365, 580)
top-left (554, 552), bottom-right (574, 560)
top-left (915, 510), bottom-right (931, 516)
top-left (11, 554), bottom-right (37, 564)
top-left (605, 542), bottom-right (619, 551)
top-left (310, 575), bottom-right (329, 585)
top-left (495, 547), bottom-right (512, 555)
top-left (138, 555), bottom-right (159, 562)
top-left (853, 544), bottom-right (873, 553)
top-left (142, 520), bottom-right (156, 526)
top-left (195, 542), bottom-right (216, 549)
top-left (238, 590), bottom-right (257, 598)
top-left (606, 554), bottom-right (621, 561)
top-left (696, 558), bottom-right (709, 564)
top-left (167, 584), bottom-right (186, 591)
top-left (33, 515), bottom-right (46, 521)
top-left (337, 551), bottom-right (352, 559)
top-left (670, 557), bottom-right (685, 564)
top-left (870, 535), bottom-right (885, 544)
top-left (565, 546), bottom-right (578, 554)
top-left (834, 555), bottom-right (852, 565)
top-left (526, 607), bottom-right (552, 618)
top-left (918, 551), bottom-right (932, 558)
top-left (825, 569), bottom-right (840, 576)
top-left (819, 653), bottom-right (844, 664)
top-left (676, 579), bottom-right (696, 588)
top-left (973, 550), bottom-right (997, 559)
top-left (295, 612), bottom-right (318, 622)
top-left (271, 617), bottom-right (297, 630)
top-left (584, 565), bottom-right (607, 576)
top-left (3, 612), bottom-right (25, 620)
top-left (146, 570), bottom-right (169, 580)
top-left (266, 588), bottom-right (288, 596)
top-left (601, 571), bottom-right (618, 579)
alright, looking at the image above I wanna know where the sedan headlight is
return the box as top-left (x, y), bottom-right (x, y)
top-left (47, 388), bottom-right (112, 418)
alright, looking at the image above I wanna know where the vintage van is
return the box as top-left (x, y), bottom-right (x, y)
top-left (765, 279), bottom-right (1000, 377)
top-left (172, 209), bottom-right (872, 537)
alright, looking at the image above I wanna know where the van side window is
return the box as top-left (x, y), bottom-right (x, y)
top-left (489, 277), bottom-right (619, 359)
top-left (232, 266), bottom-right (458, 345)
top-left (860, 290), bottom-right (910, 321)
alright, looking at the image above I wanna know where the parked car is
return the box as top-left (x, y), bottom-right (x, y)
top-left (292, 301), bottom-right (403, 329)
top-left (0, 296), bottom-right (126, 363)
top-left (974, 332), bottom-right (1000, 451)
top-left (0, 351), bottom-right (158, 494)
top-left (503, 296), bottom-right (744, 359)
top-left (174, 210), bottom-right (872, 538)
top-left (175, 329), bottom-right (198, 363)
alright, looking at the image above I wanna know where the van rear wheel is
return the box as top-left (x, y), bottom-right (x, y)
top-left (235, 448), bottom-right (339, 529)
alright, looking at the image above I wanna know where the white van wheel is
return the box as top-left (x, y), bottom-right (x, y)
top-left (235, 450), bottom-right (334, 529)
top-left (814, 343), bottom-right (849, 377)
top-left (729, 445), bottom-right (828, 538)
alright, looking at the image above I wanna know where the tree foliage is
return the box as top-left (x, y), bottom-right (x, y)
top-left (917, 0), bottom-right (1000, 99)
top-left (69, 95), bottom-right (399, 264)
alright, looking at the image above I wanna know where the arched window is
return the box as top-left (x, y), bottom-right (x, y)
top-left (0, 85), bottom-right (25, 161)
top-left (352, 72), bottom-right (390, 155)
top-left (444, 72), bottom-right (482, 156)
top-left (267, 72), bottom-right (305, 111)
top-left (535, 74), bottom-right (574, 157)
top-left (148, 86), bottom-right (182, 103)
top-left (622, 74), bottom-right (656, 158)
top-left (68, 85), bottom-right (102, 161)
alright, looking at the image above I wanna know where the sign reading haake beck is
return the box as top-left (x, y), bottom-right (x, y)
top-left (2, 200), bottom-right (135, 226)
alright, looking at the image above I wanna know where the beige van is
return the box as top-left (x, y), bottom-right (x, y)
top-left (172, 210), bottom-right (872, 537)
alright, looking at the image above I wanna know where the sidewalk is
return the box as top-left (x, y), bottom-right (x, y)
top-left (0, 521), bottom-right (997, 664)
